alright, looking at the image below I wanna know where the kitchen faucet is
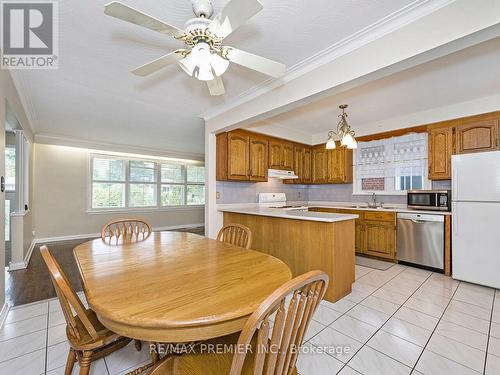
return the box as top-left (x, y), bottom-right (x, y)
top-left (367, 193), bottom-right (378, 208)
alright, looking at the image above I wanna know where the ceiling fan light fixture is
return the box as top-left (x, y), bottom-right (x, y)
top-left (210, 52), bottom-right (230, 77)
top-left (178, 42), bottom-right (229, 81)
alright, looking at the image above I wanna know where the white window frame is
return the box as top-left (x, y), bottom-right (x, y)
top-left (353, 133), bottom-right (431, 196)
top-left (88, 153), bottom-right (205, 212)
top-left (185, 165), bottom-right (205, 206)
top-left (5, 144), bottom-right (16, 193)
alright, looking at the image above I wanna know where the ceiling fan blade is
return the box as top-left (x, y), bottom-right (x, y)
top-left (223, 47), bottom-right (286, 78)
top-left (104, 1), bottom-right (186, 38)
top-left (207, 76), bottom-right (225, 96)
top-left (131, 50), bottom-right (187, 76)
top-left (208, 0), bottom-right (263, 39)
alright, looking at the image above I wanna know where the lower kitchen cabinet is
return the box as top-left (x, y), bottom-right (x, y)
top-left (355, 222), bottom-right (365, 253)
top-left (309, 207), bottom-right (397, 260)
top-left (364, 221), bottom-right (396, 260)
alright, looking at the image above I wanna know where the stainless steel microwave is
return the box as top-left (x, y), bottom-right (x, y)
top-left (407, 190), bottom-right (451, 211)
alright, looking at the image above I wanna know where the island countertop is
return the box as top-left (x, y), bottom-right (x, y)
top-left (217, 206), bottom-right (358, 223)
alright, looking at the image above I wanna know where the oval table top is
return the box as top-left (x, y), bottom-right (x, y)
top-left (73, 231), bottom-right (292, 342)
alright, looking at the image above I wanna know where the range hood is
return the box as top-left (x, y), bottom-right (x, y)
top-left (268, 169), bottom-right (299, 179)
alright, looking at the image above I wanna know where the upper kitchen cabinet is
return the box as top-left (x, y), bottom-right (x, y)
top-left (327, 147), bottom-right (353, 184)
top-left (312, 145), bottom-right (329, 184)
top-left (216, 130), bottom-right (268, 182)
top-left (248, 134), bottom-right (269, 181)
top-left (269, 139), bottom-right (294, 170)
top-left (285, 144), bottom-right (313, 184)
top-left (427, 112), bottom-right (500, 180)
top-left (428, 125), bottom-right (454, 180)
top-left (312, 144), bottom-right (353, 184)
top-left (455, 118), bottom-right (499, 154)
top-left (302, 147), bottom-right (312, 183)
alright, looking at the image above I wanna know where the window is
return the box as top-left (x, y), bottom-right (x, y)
top-left (353, 133), bottom-right (430, 194)
top-left (5, 146), bottom-right (15, 191)
top-left (129, 161), bottom-right (157, 207)
top-left (90, 155), bottom-right (205, 210)
top-left (186, 165), bottom-right (205, 205)
top-left (92, 158), bottom-right (126, 208)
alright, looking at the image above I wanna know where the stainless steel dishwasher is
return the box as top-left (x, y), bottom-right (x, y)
top-left (397, 213), bottom-right (445, 271)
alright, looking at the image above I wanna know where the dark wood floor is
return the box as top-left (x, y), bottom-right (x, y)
top-left (4, 227), bottom-right (205, 306)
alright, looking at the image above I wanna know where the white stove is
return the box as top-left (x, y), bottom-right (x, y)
top-left (257, 193), bottom-right (308, 210)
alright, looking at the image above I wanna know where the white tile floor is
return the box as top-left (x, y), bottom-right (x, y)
top-left (1, 265), bottom-right (499, 375)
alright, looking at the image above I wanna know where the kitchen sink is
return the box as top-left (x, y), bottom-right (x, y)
top-left (346, 205), bottom-right (396, 210)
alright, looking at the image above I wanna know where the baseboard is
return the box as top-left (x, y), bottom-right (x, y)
top-left (35, 232), bottom-right (101, 244)
top-left (0, 303), bottom-right (10, 331)
top-left (154, 223), bottom-right (204, 232)
top-left (23, 239), bottom-right (37, 267)
top-left (8, 261), bottom-right (27, 271)
top-left (33, 223), bottom-right (205, 244)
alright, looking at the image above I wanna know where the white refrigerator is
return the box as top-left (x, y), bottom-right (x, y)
top-left (452, 150), bottom-right (500, 288)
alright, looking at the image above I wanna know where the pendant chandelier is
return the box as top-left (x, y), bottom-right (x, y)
top-left (325, 104), bottom-right (357, 150)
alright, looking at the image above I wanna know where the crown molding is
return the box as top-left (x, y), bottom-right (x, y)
top-left (34, 133), bottom-right (205, 161)
top-left (201, 0), bottom-right (455, 121)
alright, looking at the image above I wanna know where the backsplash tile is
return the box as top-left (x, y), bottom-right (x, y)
top-left (216, 179), bottom-right (452, 204)
top-left (216, 179), bottom-right (308, 204)
top-left (308, 184), bottom-right (406, 204)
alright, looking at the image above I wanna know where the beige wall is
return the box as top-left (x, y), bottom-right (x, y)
top-left (0, 69), bottom-right (35, 311)
top-left (33, 143), bottom-right (205, 239)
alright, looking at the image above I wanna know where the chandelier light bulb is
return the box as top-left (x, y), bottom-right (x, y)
top-left (326, 132), bottom-right (336, 149)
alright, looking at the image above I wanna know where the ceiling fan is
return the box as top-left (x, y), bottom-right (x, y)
top-left (104, 0), bottom-right (286, 96)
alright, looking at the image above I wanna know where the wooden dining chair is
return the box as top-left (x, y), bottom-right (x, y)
top-left (101, 218), bottom-right (152, 244)
top-left (40, 245), bottom-right (140, 375)
top-left (216, 224), bottom-right (252, 249)
top-left (149, 270), bottom-right (329, 375)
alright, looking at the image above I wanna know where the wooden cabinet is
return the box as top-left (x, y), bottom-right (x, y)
top-left (312, 145), bottom-right (353, 184)
top-left (268, 140), bottom-right (294, 170)
top-left (428, 113), bottom-right (500, 180)
top-left (216, 130), bottom-right (268, 182)
top-left (308, 207), bottom-right (396, 260)
top-left (312, 146), bottom-right (329, 184)
top-left (364, 221), bottom-right (396, 259)
top-left (285, 145), bottom-right (312, 184)
top-left (302, 147), bottom-right (312, 183)
top-left (428, 126), bottom-right (454, 180)
top-left (456, 118), bottom-right (499, 154)
top-left (225, 131), bottom-right (249, 181)
top-left (217, 130), bottom-right (353, 185)
top-left (248, 135), bottom-right (269, 181)
top-left (268, 140), bottom-right (282, 169)
top-left (355, 222), bottom-right (365, 254)
top-left (327, 147), bottom-right (353, 184)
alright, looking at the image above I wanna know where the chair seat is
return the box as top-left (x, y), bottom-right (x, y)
top-left (67, 308), bottom-right (123, 351)
top-left (152, 333), bottom-right (297, 375)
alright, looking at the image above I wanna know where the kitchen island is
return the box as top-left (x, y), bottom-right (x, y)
top-left (219, 207), bottom-right (358, 302)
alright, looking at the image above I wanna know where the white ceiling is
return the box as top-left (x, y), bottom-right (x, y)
top-left (256, 36), bottom-right (500, 141)
top-left (14, 0), bottom-right (416, 155)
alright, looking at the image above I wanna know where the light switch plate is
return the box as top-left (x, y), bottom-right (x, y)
top-left (216, 191), bottom-right (220, 199)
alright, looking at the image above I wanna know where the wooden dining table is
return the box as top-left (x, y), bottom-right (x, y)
top-left (73, 231), bottom-right (292, 343)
